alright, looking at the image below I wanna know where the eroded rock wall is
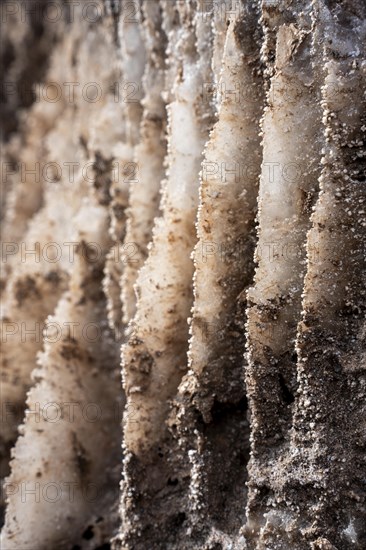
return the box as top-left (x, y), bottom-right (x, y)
top-left (1, 1), bottom-right (365, 548)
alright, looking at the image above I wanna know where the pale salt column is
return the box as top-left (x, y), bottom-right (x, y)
top-left (0, 116), bottom-right (84, 492)
top-left (1, 201), bottom-right (121, 549)
top-left (244, 0), bottom-right (323, 543)
top-left (0, 0), bottom-right (65, 238)
top-left (269, 3), bottom-right (366, 548)
top-left (0, 14), bottom-right (73, 288)
top-left (89, 56), bottom-right (126, 334)
top-left (121, 0), bottom-right (167, 323)
top-left (103, 0), bottom-right (146, 331)
top-left (176, 1), bottom-right (264, 540)
top-left (211, 0), bottom-right (229, 105)
top-left (0, 3), bottom-right (123, 516)
top-left (117, 2), bottom-right (215, 546)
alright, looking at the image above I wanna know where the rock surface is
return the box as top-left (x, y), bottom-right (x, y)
top-left (0, 1), bottom-right (365, 548)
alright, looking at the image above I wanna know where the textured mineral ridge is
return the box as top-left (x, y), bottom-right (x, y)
top-left (0, 1), bottom-right (365, 549)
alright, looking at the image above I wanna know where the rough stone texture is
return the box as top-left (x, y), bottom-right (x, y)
top-left (0, 0), bottom-right (365, 548)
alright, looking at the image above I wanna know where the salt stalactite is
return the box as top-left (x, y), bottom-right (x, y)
top-left (121, 0), bottom-right (167, 323)
top-left (1, 86), bottom-right (65, 252)
top-left (103, 0), bottom-right (146, 331)
top-left (176, 1), bottom-right (264, 543)
top-left (244, 0), bottom-right (323, 543)
top-left (210, 0), bottom-right (229, 107)
top-left (1, 201), bottom-right (122, 550)
top-left (0, 0), bottom-right (64, 143)
top-left (1, 0), bottom-right (122, 522)
top-left (118, 2), bottom-right (215, 546)
top-left (259, 0), bottom-right (280, 88)
top-left (160, 0), bottom-right (182, 105)
top-left (1, 9), bottom-right (68, 285)
top-left (86, 14), bottom-right (126, 335)
top-left (119, 0), bottom-right (145, 149)
top-left (1, 0), bottom-right (365, 547)
top-left (0, 19), bottom-right (85, 499)
top-left (267, 3), bottom-right (365, 548)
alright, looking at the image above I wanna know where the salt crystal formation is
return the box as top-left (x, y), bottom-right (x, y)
top-left (0, 1), bottom-right (365, 549)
